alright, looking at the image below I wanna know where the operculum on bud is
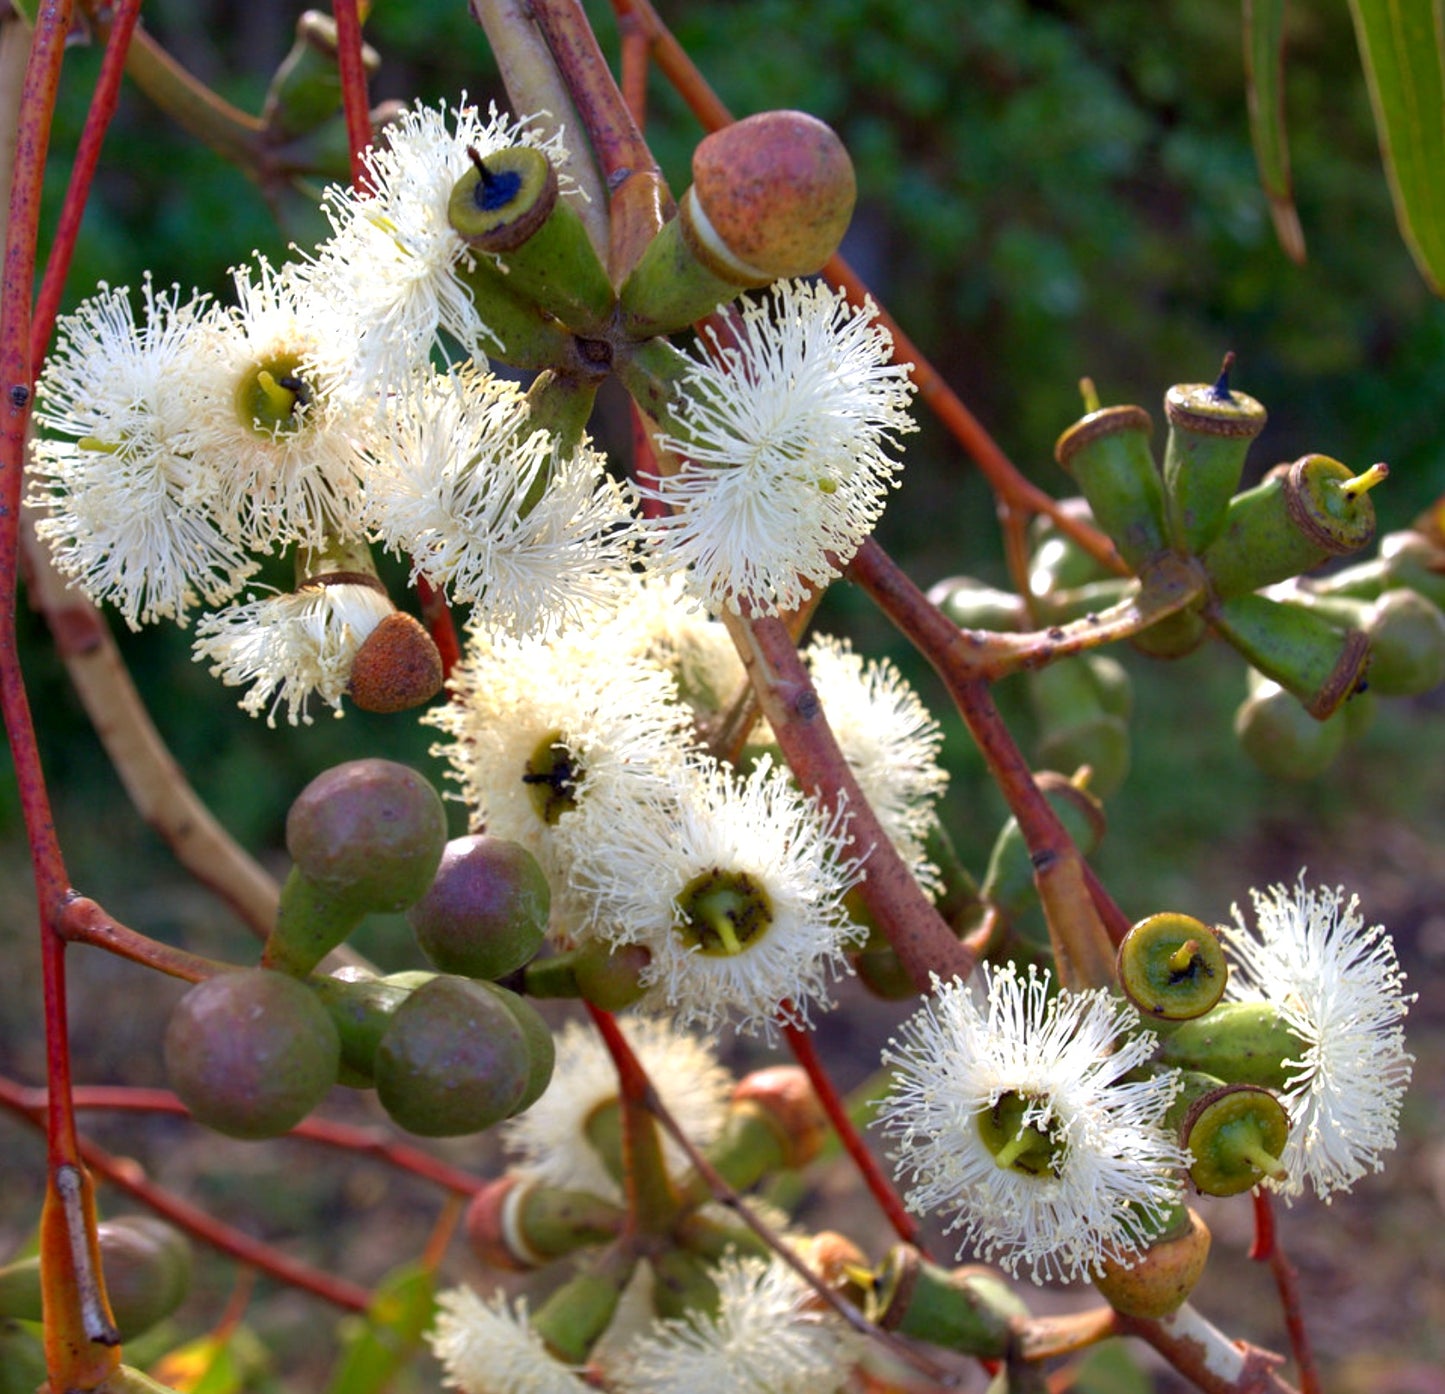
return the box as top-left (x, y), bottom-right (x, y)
top-left (449, 145), bottom-right (615, 333)
top-left (1208, 592), bottom-right (1369, 718)
top-left (1093, 1207), bottom-right (1211, 1318)
top-left (1200, 455), bottom-right (1385, 598)
top-left (619, 110), bottom-right (856, 337)
top-left (1053, 405), bottom-right (1169, 572)
top-left (1161, 364), bottom-right (1267, 553)
top-left (348, 612), bottom-right (443, 714)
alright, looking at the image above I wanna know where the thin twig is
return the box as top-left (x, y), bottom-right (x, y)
top-left (1251, 1191), bottom-right (1321, 1394)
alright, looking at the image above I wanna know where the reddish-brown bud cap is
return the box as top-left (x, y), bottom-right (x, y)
top-left (348, 612), bottom-right (443, 714)
top-left (731, 1065), bottom-right (829, 1168)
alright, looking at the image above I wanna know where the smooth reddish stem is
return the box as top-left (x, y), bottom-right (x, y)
top-left (21, 1081), bottom-right (485, 1197)
top-left (415, 573), bottom-right (462, 679)
top-left (331, 0), bottom-right (374, 194)
top-left (28, 0), bottom-right (141, 379)
top-left (1251, 1192), bottom-right (1321, 1394)
top-left (780, 1019), bottom-right (924, 1252)
top-left (0, 1078), bottom-right (371, 1313)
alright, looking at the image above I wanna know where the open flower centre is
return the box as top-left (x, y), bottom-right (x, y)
top-left (521, 730), bottom-right (581, 824)
top-left (975, 1091), bottom-right (1067, 1178)
top-left (236, 352), bottom-right (313, 437)
top-left (674, 868), bottom-right (774, 956)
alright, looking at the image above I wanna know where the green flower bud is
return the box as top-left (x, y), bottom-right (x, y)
top-left (1053, 405), bottom-right (1169, 571)
top-left (981, 773), bottom-right (1106, 919)
top-left (619, 110), bottom-right (856, 337)
top-left (1029, 654), bottom-right (1131, 798)
top-left (1200, 456), bottom-right (1385, 599)
top-left (1028, 499), bottom-right (1116, 594)
top-left (261, 11), bottom-right (379, 141)
top-left (1117, 913), bottom-right (1228, 1021)
top-left (449, 145), bottom-right (615, 333)
top-left (1181, 1084), bottom-right (1290, 1196)
top-left (1161, 363), bottom-right (1267, 553)
top-left (650, 1249), bottom-right (722, 1322)
top-left (531, 1269), bottom-right (629, 1364)
top-left (1233, 678), bottom-right (1348, 780)
top-left (407, 835), bottom-right (550, 980)
top-left (373, 975), bottom-right (535, 1136)
top-left (1209, 592), bottom-right (1369, 718)
top-left (1157, 1000), bottom-right (1300, 1091)
top-left (465, 1176), bottom-right (622, 1270)
top-left (865, 1246), bottom-right (1024, 1357)
top-left (1093, 1207), bottom-right (1211, 1318)
top-left (164, 969), bottom-right (340, 1139)
top-left (308, 971), bottom-right (418, 1084)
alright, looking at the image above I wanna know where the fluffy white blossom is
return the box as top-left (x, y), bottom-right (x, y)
top-left (27, 279), bottom-right (257, 628)
top-left (193, 581), bottom-right (393, 726)
top-left (608, 1255), bottom-right (862, 1394)
top-left (640, 279), bottom-right (916, 615)
top-left (1221, 875), bottom-right (1413, 1201)
top-left (365, 365), bottom-right (637, 635)
top-left (572, 756), bottom-right (865, 1035)
top-left (501, 1016), bottom-right (733, 1202)
top-left (876, 963), bottom-right (1186, 1283)
top-left (430, 1287), bottom-right (590, 1394)
top-left (425, 622), bottom-right (692, 925)
top-left (804, 633), bottom-right (947, 894)
top-left (170, 257), bottom-right (371, 549)
top-left (305, 99), bottom-right (573, 397)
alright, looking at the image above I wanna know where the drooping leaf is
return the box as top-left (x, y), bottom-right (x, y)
top-left (322, 1262), bottom-right (437, 1394)
top-left (1347, 0), bottom-right (1445, 293)
top-left (1243, 0), bottom-right (1306, 262)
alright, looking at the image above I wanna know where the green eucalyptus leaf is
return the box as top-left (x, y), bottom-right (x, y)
top-left (1243, 0), bottom-right (1305, 262)
top-left (1348, 0), bottom-right (1445, 293)
top-left (323, 1262), bottom-right (436, 1394)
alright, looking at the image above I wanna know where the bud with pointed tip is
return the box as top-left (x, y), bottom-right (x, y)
top-left (348, 611), bottom-right (443, 714)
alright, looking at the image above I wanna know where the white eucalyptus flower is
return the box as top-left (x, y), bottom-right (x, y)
top-left (27, 278), bottom-right (257, 628)
top-left (501, 1016), bottom-right (733, 1202)
top-left (366, 364), bottom-right (637, 636)
top-left (170, 257), bottom-right (371, 550)
top-left (876, 963), bottom-right (1186, 1283)
top-left (640, 279), bottom-right (916, 615)
top-left (804, 633), bottom-right (947, 894)
top-left (572, 756), bottom-right (865, 1035)
top-left (430, 1287), bottom-right (591, 1394)
top-left (425, 622), bottom-right (692, 925)
top-left (193, 580), bottom-right (393, 727)
top-left (609, 1254), bottom-right (862, 1394)
top-left (1221, 875), bottom-right (1413, 1201)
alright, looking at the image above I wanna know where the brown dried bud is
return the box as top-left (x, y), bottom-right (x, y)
top-left (348, 612), bottom-right (443, 714)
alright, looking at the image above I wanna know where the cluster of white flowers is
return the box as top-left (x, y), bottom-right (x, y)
top-left (28, 99), bottom-right (914, 726)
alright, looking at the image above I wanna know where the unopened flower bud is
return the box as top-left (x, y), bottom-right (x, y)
top-left (1233, 676), bottom-right (1348, 780)
top-left (730, 1065), bottom-right (830, 1169)
top-left (619, 111), bottom-right (856, 336)
top-left (865, 1246), bottom-right (1023, 1357)
top-left (347, 611), bottom-right (443, 714)
top-left (1093, 1207), bottom-right (1210, 1318)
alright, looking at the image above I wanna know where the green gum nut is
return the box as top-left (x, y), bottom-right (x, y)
top-left (1161, 366), bottom-right (1267, 553)
top-left (261, 11), bottom-right (378, 140)
top-left (1181, 1084), bottom-right (1290, 1196)
top-left (448, 145), bottom-right (615, 334)
top-left (1295, 588), bottom-right (1445, 697)
top-left (1117, 913), bottom-right (1228, 1021)
top-left (981, 772), bottom-right (1106, 919)
top-left (453, 257), bottom-right (576, 369)
top-left (1028, 654), bottom-right (1131, 798)
top-left (1053, 405), bottom-right (1169, 572)
top-left (1233, 676), bottom-right (1348, 780)
top-left (1381, 529), bottom-right (1445, 610)
top-left (531, 1269), bottom-right (629, 1365)
top-left (1209, 592), bottom-right (1369, 718)
top-left (926, 575), bottom-right (1027, 632)
top-left (619, 109), bottom-right (857, 338)
top-left (1157, 1000), bottom-right (1299, 1090)
top-left (1200, 455), bottom-right (1385, 599)
top-left (865, 1246), bottom-right (1024, 1357)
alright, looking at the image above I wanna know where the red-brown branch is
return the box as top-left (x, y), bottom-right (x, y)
top-left (1251, 1192), bottom-right (1321, 1394)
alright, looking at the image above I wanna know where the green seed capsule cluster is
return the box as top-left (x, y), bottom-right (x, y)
top-left (163, 760), bottom-right (558, 1140)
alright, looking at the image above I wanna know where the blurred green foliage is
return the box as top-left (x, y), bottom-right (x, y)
top-left (17, 0), bottom-right (1445, 916)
